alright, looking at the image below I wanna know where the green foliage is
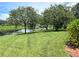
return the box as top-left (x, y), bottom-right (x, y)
top-left (67, 19), bottom-right (79, 47)
top-left (8, 9), bottom-right (20, 29)
top-left (42, 9), bottom-right (50, 30)
top-left (72, 3), bottom-right (79, 19)
top-left (17, 7), bottom-right (38, 29)
top-left (51, 5), bottom-right (75, 30)
top-left (42, 4), bottom-right (75, 31)
top-left (8, 6), bottom-right (38, 34)
top-left (37, 15), bottom-right (47, 29)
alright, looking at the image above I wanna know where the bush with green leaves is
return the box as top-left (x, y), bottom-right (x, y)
top-left (67, 19), bottom-right (79, 48)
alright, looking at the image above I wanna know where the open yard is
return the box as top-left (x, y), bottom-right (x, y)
top-left (0, 31), bottom-right (69, 56)
top-left (0, 2), bottom-right (79, 57)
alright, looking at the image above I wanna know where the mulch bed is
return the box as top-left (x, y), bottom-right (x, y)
top-left (65, 46), bottom-right (79, 57)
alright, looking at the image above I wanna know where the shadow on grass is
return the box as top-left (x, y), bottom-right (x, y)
top-left (16, 29), bottom-right (67, 36)
top-left (16, 31), bottom-right (38, 35)
top-left (0, 32), bottom-right (6, 36)
top-left (0, 30), bottom-right (19, 36)
top-left (0, 29), bottom-right (67, 36)
top-left (43, 29), bottom-right (66, 32)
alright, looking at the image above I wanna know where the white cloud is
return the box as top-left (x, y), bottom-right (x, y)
top-left (0, 14), bottom-right (9, 20)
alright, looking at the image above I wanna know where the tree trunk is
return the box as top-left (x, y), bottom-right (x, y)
top-left (55, 28), bottom-right (58, 31)
top-left (24, 23), bottom-right (26, 34)
top-left (45, 25), bottom-right (48, 30)
top-left (46, 27), bottom-right (48, 30)
top-left (53, 26), bottom-right (58, 31)
top-left (15, 24), bottom-right (17, 32)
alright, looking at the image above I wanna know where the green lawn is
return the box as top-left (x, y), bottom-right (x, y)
top-left (0, 31), bottom-right (69, 56)
top-left (0, 25), bottom-right (23, 32)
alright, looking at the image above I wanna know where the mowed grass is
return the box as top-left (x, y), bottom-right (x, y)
top-left (0, 25), bottom-right (23, 31)
top-left (0, 31), bottom-right (69, 56)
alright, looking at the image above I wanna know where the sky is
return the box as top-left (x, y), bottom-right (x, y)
top-left (0, 2), bottom-right (78, 20)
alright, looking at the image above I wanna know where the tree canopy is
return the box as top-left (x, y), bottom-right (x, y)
top-left (72, 3), bottom-right (79, 19)
top-left (42, 4), bottom-right (75, 31)
top-left (8, 6), bottom-right (38, 34)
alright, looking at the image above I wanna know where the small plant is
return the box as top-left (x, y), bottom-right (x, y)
top-left (67, 19), bottom-right (79, 48)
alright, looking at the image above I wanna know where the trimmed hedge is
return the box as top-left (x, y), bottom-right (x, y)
top-left (67, 19), bottom-right (79, 48)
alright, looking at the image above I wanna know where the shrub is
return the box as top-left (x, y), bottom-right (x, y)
top-left (67, 19), bottom-right (79, 48)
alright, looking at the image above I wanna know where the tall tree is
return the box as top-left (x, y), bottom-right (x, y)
top-left (8, 9), bottom-right (20, 29)
top-left (42, 8), bottom-right (51, 30)
top-left (43, 4), bottom-right (74, 31)
top-left (9, 6), bottom-right (38, 34)
top-left (17, 7), bottom-right (38, 33)
top-left (72, 3), bottom-right (79, 19)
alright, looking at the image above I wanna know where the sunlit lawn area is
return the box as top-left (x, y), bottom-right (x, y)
top-left (0, 31), bottom-right (69, 56)
top-left (0, 25), bottom-right (23, 32)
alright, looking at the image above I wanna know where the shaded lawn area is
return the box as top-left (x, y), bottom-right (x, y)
top-left (0, 31), bottom-right (69, 56)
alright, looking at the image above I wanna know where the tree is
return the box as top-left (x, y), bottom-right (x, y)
top-left (9, 6), bottom-right (38, 34)
top-left (42, 8), bottom-right (52, 30)
top-left (37, 14), bottom-right (47, 30)
top-left (52, 5), bottom-right (75, 30)
top-left (17, 7), bottom-right (38, 33)
top-left (72, 3), bottom-right (79, 19)
top-left (8, 9), bottom-right (20, 29)
top-left (43, 4), bottom-right (74, 31)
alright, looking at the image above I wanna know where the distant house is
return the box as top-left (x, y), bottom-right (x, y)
top-left (0, 20), bottom-right (7, 25)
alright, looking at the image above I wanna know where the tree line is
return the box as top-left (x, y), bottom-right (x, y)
top-left (7, 3), bottom-right (79, 34)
